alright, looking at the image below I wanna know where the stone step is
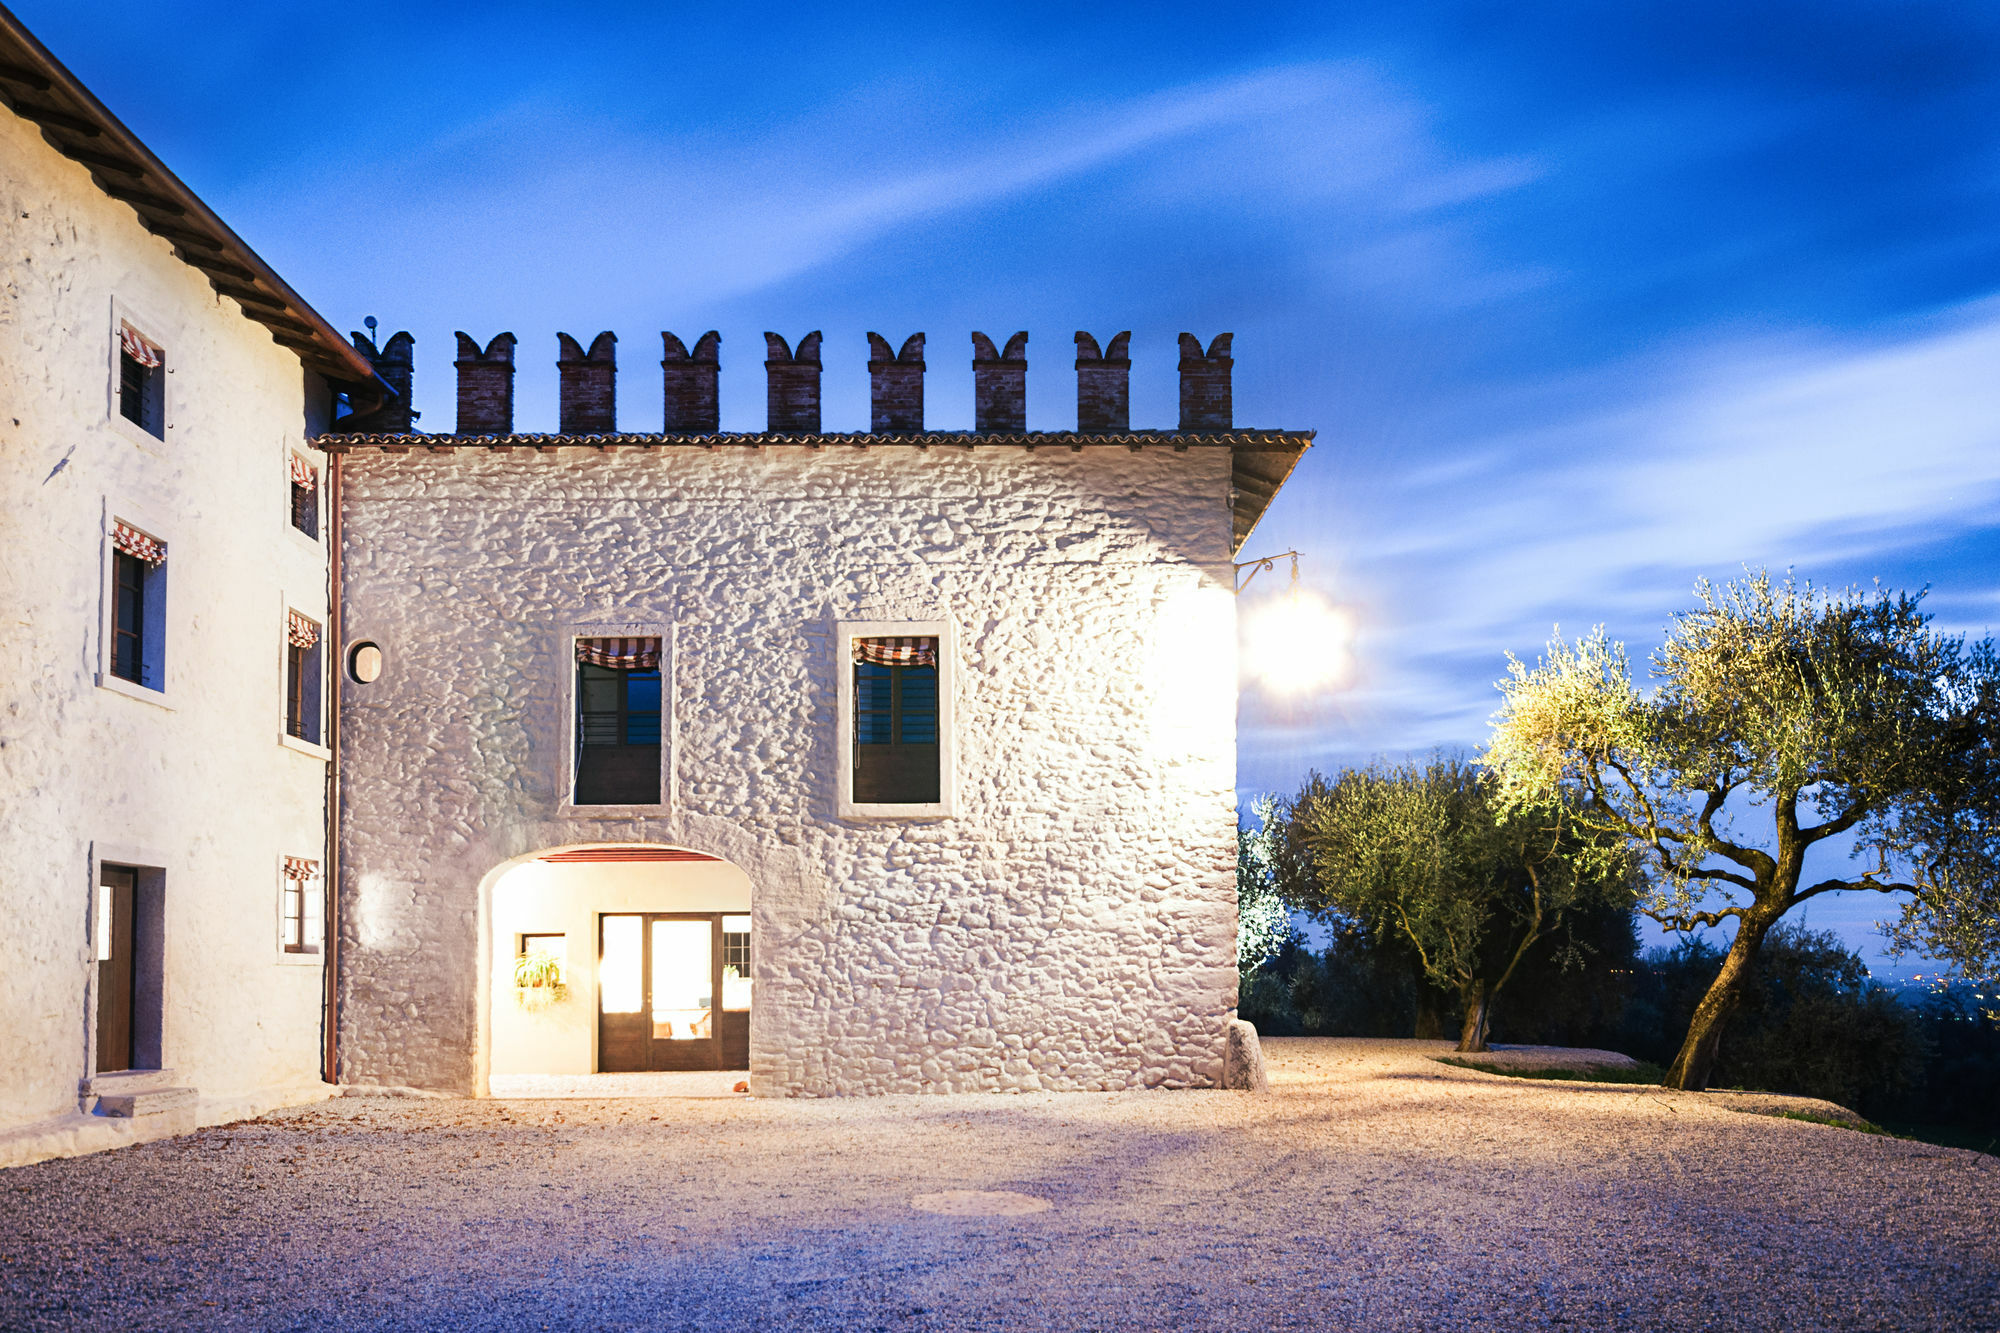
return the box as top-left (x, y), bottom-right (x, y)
top-left (94, 1086), bottom-right (197, 1118)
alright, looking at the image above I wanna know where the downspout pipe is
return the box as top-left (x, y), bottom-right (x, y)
top-left (321, 446), bottom-right (343, 1086)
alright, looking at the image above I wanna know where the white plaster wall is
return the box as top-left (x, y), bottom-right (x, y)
top-left (339, 442), bottom-right (1240, 1096)
top-left (488, 857), bottom-right (753, 1076)
top-left (0, 106), bottom-right (332, 1132)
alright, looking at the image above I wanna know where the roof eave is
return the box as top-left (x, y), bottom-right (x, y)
top-left (0, 4), bottom-right (387, 409)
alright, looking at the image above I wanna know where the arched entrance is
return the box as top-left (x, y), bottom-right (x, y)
top-left (483, 844), bottom-right (753, 1088)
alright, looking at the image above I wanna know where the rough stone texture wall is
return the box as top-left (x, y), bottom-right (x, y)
top-left (1177, 333), bottom-right (1233, 431)
top-left (336, 444), bottom-right (1239, 1097)
top-left (971, 332), bottom-right (1027, 433)
top-left (557, 332), bottom-right (617, 433)
top-left (764, 332), bottom-right (822, 432)
top-left (1075, 331), bottom-right (1131, 433)
top-left (0, 105), bottom-right (332, 1133)
top-left (455, 332), bottom-right (516, 434)
top-left (867, 333), bottom-right (925, 432)
top-left (661, 331), bottom-right (720, 433)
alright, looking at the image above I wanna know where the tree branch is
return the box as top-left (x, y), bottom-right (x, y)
top-left (1643, 903), bottom-right (1745, 932)
top-left (1794, 876), bottom-right (1920, 904)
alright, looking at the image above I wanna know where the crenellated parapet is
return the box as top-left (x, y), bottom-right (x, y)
top-left (557, 331), bottom-right (617, 434)
top-left (661, 331), bottom-right (721, 434)
top-left (1074, 330), bottom-right (1131, 433)
top-left (454, 332), bottom-right (517, 435)
top-left (357, 327), bottom-right (1241, 436)
top-left (867, 332), bottom-right (926, 433)
top-left (347, 329), bottom-right (417, 432)
top-left (1177, 332), bottom-right (1233, 431)
top-left (764, 332), bottom-right (822, 433)
top-left (971, 332), bottom-right (1028, 433)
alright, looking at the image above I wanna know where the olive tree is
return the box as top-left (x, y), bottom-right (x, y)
top-left (1486, 574), bottom-right (2000, 1090)
top-left (1288, 755), bottom-right (1634, 1051)
top-left (1237, 796), bottom-right (1299, 978)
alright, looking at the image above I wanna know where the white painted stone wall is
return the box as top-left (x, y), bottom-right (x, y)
top-left (0, 105), bottom-right (333, 1134)
top-left (337, 444), bottom-right (1241, 1095)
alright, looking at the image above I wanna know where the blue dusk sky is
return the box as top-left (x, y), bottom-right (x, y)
top-left (23, 1), bottom-right (2000, 969)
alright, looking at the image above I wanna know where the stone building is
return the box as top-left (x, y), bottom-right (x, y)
top-left (0, 9), bottom-right (1309, 1157)
top-left (331, 328), bottom-right (1306, 1096)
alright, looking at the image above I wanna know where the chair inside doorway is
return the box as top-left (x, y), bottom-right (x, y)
top-left (599, 913), bottom-right (749, 1071)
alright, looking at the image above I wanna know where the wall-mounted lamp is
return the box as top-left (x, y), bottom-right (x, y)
top-left (1233, 550), bottom-right (1351, 694)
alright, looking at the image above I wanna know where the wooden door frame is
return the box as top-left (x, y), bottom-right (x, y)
top-left (597, 912), bottom-right (726, 1072)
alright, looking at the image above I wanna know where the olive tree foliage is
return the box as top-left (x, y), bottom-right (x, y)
top-left (1288, 756), bottom-right (1634, 1052)
top-left (1237, 796), bottom-right (1300, 977)
top-left (1486, 573), bottom-right (2000, 1091)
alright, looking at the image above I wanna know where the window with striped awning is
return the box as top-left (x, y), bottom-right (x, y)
top-left (287, 610), bottom-right (320, 648)
top-left (281, 857), bottom-right (322, 955)
top-left (853, 636), bottom-right (937, 668)
top-left (120, 324), bottom-right (162, 369)
top-left (576, 636), bottom-right (661, 670)
top-left (112, 520), bottom-right (166, 566)
top-left (288, 453), bottom-right (316, 487)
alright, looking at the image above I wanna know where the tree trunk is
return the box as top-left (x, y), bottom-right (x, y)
top-left (1663, 913), bottom-right (1777, 1090)
top-left (1456, 978), bottom-right (1492, 1052)
top-left (1414, 988), bottom-right (1444, 1040)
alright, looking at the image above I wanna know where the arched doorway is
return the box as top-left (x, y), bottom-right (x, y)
top-left (485, 844), bottom-right (753, 1086)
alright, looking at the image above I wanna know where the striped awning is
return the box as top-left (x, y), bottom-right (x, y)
top-left (111, 520), bottom-right (166, 566)
top-left (577, 636), bottom-right (660, 670)
top-left (120, 323), bottom-right (162, 369)
top-left (854, 636), bottom-right (937, 668)
top-left (287, 610), bottom-right (320, 649)
top-left (288, 453), bottom-right (316, 487)
top-left (282, 856), bottom-right (318, 880)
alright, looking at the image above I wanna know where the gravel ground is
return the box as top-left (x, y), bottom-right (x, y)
top-left (2, 1038), bottom-right (1994, 1332)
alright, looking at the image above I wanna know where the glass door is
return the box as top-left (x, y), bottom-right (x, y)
top-left (597, 913), bottom-right (741, 1072)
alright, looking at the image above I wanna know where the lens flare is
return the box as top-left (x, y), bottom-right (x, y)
top-left (1242, 589), bottom-right (1352, 694)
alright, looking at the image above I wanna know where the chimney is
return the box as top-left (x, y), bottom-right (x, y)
top-left (558, 332), bottom-right (617, 433)
top-left (661, 331), bottom-right (720, 433)
top-left (1074, 330), bottom-right (1131, 433)
top-left (346, 329), bottom-right (415, 432)
top-left (764, 332), bottom-right (822, 433)
top-left (867, 332), bottom-right (925, 433)
top-left (971, 331), bottom-right (1028, 433)
top-left (454, 332), bottom-right (517, 435)
top-left (1177, 332), bottom-right (1233, 431)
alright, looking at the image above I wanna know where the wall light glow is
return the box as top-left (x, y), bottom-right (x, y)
top-left (1242, 588), bottom-right (1352, 694)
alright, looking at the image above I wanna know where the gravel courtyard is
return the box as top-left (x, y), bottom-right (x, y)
top-left (3, 1038), bottom-right (1994, 1332)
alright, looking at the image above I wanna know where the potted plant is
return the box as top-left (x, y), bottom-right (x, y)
top-left (514, 948), bottom-right (568, 1011)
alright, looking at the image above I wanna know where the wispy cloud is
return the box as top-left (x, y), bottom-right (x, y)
top-left (1244, 294), bottom-right (2000, 781)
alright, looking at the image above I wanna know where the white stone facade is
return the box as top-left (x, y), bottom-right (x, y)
top-left (336, 444), bottom-right (1243, 1095)
top-left (0, 103), bottom-right (335, 1140)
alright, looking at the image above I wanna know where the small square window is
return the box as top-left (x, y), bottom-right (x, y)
top-left (286, 611), bottom-right (323, 745)
top-left (108, 520), bottom-right (167, 692)
top-left (281, 859), bottom-right (323, 955)
top-left (288, 454), bottom-right (319, 539)
top-left (118, 323), bottom-right (165, 439)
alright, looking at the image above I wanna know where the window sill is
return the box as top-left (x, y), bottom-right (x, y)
top-left (107, 409), bottom-right (168, 456)
top-left (558, 802), bottom-right (668, 820)
top-left (283, 525), bottom-right (324, 555)
top-left (838, 800), bottom-right (954, 820)
top-left (276, 947), bottom-right (324, 968)
top-left (96, 672), bottom-right (171, 711)
top-left (278, 733), bottom-right (331, 761)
